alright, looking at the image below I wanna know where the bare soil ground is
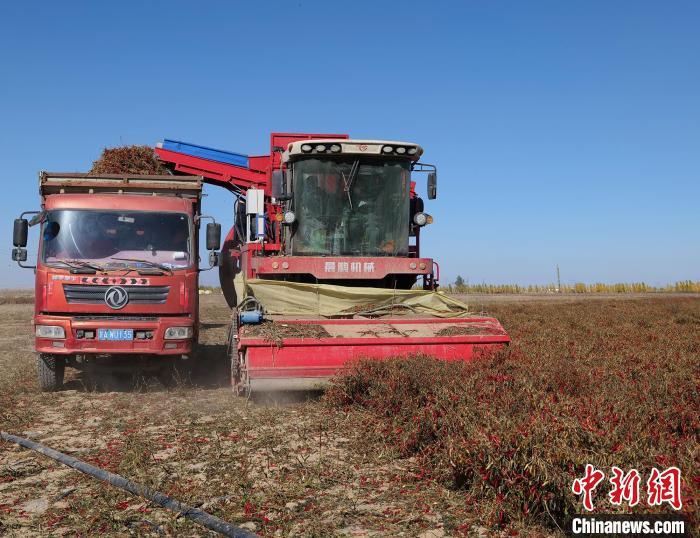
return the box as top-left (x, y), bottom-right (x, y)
top-left (0, 293), bottom-right (697, 537)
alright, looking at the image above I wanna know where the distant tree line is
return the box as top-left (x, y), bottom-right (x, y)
top-left (446, 278), bottom-right (700, 294)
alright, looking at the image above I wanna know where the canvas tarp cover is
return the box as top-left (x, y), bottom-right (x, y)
top-left (234, 277), bottom-right (472, 318)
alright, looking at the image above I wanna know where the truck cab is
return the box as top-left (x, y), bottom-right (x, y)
top-left (11, 172), bottom-right (220, 391)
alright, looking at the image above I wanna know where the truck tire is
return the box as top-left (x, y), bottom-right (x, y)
top-left (37, 354), bottom-right (65, 392)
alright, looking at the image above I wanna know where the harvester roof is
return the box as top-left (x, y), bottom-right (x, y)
top-left (283, 139), bottom-right (424, 162)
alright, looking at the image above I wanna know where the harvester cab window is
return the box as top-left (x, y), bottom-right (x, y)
top-left (41, 210), bottom-right (192, 269)
top-left (292, 158), bottom-right (410, 256)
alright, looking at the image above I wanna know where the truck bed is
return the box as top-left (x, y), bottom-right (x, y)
top-left (39, 172), bottom-right (202, 198)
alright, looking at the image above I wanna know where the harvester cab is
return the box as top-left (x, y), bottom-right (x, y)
top-left (155, 134), bottom-right (509, 393)
top-left (242, 139), bottom-right (437, 291)
top-left (279, 140), bottom-right (433, 278)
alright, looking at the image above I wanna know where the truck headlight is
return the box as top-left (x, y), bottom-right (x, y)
top-left (164, 327), bottom-right (193, 340)
top-left (36, 325), bottom-right (66, 338)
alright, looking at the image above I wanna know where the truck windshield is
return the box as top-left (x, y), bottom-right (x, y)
top-left (41, 210), bottom-right (192, 269)
top-left (291, 158), bottom-right (410, 256)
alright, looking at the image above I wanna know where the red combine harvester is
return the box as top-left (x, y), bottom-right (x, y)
top-left (156, 134), bottom-right (510, 392)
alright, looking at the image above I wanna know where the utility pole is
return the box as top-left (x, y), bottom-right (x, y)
top-left (556, 264), bottom-right (561, 293)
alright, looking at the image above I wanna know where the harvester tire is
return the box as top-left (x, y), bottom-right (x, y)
top-left (228, 309), bottom-right (247, 396)
top-left (37, 354), bottom-right (65, 392)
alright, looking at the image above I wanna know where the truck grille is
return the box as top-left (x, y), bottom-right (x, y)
top-left (63, 285), bottom-right (170, 305)
top-left (72, 315), bottom-right (162, 321)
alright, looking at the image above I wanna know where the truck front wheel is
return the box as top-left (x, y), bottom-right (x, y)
top-left (37, 354), bottom-right (65, 392)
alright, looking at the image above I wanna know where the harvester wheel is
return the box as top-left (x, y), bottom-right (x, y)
top-left (228, 309), bottom-right (238, 390)
top-left (37, 354), bottom-right (65, 392)
top-left (232, 351), bottom-right (249, 397)
top-left (228, 309), bottom-right (249, 396)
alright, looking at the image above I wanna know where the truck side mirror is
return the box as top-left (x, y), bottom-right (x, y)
top-left (206, 222), bottom-right (221, 251)
top-left (13, 218), bottom-right (28, 247)
top-left (427, 172), bottom-right (437, 200)
top-left (12, 248), bottom-right (27, 262)
top-left (271, 170), bottom-right (291, 201)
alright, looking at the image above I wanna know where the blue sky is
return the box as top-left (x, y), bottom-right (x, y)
top-left (1, 1), bottom-right (698, 287)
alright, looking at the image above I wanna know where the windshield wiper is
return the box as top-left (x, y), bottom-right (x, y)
top-left (110, 257), bottom-right (174, 275)
top-left (341, 160), bottom-right (360, 210)
top-left (66, 260), bottom-right (106, 271)
top-left (51, 260), bottom-right (105, 273)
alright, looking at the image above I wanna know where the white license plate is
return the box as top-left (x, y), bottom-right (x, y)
top-left (98, 329), bottom-right (134, 341)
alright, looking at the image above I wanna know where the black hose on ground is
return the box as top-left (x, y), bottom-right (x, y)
top-left (0, 431), bottom-right (257, 538)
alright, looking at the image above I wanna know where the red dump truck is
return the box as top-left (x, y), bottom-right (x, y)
top-left (11, 172), bottom-right (222, 390)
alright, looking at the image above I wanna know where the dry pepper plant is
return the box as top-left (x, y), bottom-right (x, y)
top-left (0, 294), bottom-right (697, 536)
top-left (89, 146), bottom-right (168, 175)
